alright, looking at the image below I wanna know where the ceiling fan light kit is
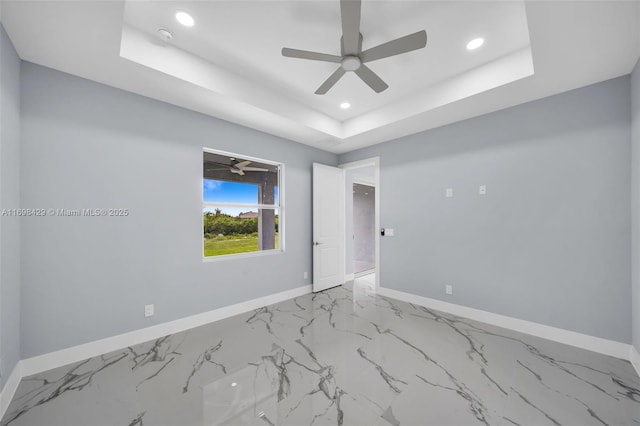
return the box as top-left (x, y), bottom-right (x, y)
top-left (341, 56), bottom-right (361, 72)
top-left (282, 0), bottom-right (427, 95)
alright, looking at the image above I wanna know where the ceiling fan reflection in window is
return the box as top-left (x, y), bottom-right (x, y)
top-left (206, 159), bottom-right (269, 176)
top-left (281, 0), bottom-right (427, 94)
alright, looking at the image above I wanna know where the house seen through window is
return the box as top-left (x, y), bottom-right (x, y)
top-left (203, 150), bottom-right (282, 258)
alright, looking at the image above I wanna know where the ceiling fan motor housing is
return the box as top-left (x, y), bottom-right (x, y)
top-left (341, 56), bottom-right (361, 71)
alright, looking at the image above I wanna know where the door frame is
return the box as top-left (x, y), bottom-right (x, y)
top-left (340, 157), bottom-right (380, 290)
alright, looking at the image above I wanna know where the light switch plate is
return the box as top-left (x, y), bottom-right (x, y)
top-left (386, 228), bottom-right (394, 236)
top-left (479, 185), bottom-right (487, 195)
top-left (144, 304), bottom-right (154, 317)
top-left (445, 285), bottom-right (453, 295)
top-left (446, 188), bottom-right (453, 198)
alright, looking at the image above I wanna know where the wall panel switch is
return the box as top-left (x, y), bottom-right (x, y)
top-left (479, 185), bottom-right (487, 195)
top-left (145, 304), bottom-right (154, 317)
top-left (446, 188), bottom-right (453, 198)
top-left (445, 285), bottom-right (453, 295)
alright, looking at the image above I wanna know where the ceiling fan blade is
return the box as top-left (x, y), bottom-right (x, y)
top-left (340, 0), bottom-right (361, 55)
top-left (315, 67), bottom-right (346, 95)
top-left (354, 64), bottom-right (388, 93)
top-left (235, 160), bottom-right (251, 168)
top-left (242, 167), bottom-right (269, 172)
top-left (282, 48), bottom-right (342, 63)
top-left (230, 168), bottom-right (245, 176)
top-left (360, 30), bottom-right (427, 63)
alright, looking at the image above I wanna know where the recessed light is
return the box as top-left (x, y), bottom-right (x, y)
top-left (231, 382), bottom-right (237, 387)
top-left (176, 10), bottom-right (195, 27)
top-left (466, 37), bottom-right (484, 50)
top-left (340, 102), bottom-right (351, 109)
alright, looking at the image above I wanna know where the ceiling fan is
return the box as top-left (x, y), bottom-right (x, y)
top-left (205, 160), bottom-right (269, 176)
top-left (281, 0), bottom-right (427, 95)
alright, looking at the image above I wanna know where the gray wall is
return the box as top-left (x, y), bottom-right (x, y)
top-left (340, 76), bottom-right (632, 343)
top-left (0, 25), bottom-right (20, 388)
top-left (20, 62), bottom-right (336, 358)
top-left (632, 58), bottom-right (640, 352)
top-left (0, 24), bottom-right (21, 389)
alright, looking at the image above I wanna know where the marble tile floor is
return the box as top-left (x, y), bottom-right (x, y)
top-left (2, 275), bottom-right (640, 426)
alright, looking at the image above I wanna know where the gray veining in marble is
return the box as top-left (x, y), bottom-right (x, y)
top-left (2, 274), bottom-right (640, 425)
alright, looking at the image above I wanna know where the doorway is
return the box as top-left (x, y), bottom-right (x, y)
top-left (341, 157), bottom-right (380, 289)
top-left (311, 158), bottom-right (379, 291)
top-left (353, 183), bottom-right (375, 275)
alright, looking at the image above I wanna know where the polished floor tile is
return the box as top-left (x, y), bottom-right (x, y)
top-left (2, 275), bottom-right (639, 426)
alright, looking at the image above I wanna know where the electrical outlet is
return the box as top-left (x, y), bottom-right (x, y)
top-left (446, 188), bottom-right (453, 198)
top-left (445, 285), bottom-right (453, 295)
top-left (479, 185), bottom-right (487, 195)
top-left (303, 271), bottom-right (308, 280)
top-left (144, 304), bottom-right (154, 317)
top-left (386, 228), bottom-right (394, 236)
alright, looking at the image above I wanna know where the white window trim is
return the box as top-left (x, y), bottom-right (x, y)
top-left (202, 148), bottom-right (285, 261)
top-left (203, 202), bottom-right (280, 209)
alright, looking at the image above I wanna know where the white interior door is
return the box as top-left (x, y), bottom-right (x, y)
top-left (313, 163), bottom-right (345, 292)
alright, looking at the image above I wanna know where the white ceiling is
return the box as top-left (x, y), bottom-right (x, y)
top-left (2, 1), bottom-right (639, 154)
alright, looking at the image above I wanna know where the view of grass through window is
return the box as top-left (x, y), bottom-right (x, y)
top-left (203, 205), bottom-right (279, 256)
top-left (203, 151), bottom-right (281, 257)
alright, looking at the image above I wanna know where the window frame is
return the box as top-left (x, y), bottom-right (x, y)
top-left (202, 148), bottom-right (285, 261)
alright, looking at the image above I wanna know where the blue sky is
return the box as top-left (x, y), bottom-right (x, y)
top-left (204, 180), bottom-right (258, 203)
top-left (203, 179), bottom-right (279, 217)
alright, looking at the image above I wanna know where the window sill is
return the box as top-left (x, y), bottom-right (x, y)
top-left (202, 248), bottom-right (285, 263)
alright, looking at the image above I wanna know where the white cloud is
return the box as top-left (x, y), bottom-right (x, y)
top-left (204, 179), bottom-right (222, 191)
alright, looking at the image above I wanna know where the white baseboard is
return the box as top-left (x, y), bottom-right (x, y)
top-left (377, 287), bottom-right (631, 360)
top-left (344, 273), bottom-right (355, 282)
top-left (20, 285), bottom-right (312, 378)
top-left (0, 360), bottom-right (22, 420)
top-left (630, 346), bottom-right (640, 378)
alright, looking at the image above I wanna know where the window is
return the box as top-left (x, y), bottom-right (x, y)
top-left (203, 150), bottom-right (283, 258)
